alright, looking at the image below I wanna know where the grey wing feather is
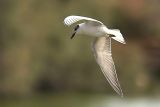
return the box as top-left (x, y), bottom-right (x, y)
top-left (64, 15), bottom-right (103, 26)
top-left (92, 37), bottom-right (123, 97)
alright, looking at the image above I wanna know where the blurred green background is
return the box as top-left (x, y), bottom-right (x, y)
top-left (0, 0), bottom-right (160, 107)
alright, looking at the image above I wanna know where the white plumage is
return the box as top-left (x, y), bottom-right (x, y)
top-left (64, 15), bottom-right (103, 26)
top-left (64, 15), bottom-right (126, 97)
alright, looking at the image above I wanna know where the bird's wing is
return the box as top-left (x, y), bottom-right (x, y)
top-left (64, 15), bottom-right (103, 26)
top-left (92, 37), bottom-right (123, 97)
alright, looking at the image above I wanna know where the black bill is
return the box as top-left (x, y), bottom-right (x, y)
top-left (71, 32), bottom-right (76, 39)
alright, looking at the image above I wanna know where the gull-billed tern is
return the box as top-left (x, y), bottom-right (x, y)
top-left (64, 15), bottom-right (126, 97)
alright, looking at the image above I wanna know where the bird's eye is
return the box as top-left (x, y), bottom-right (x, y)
top-left (74, 25), bottom-right (79, 31)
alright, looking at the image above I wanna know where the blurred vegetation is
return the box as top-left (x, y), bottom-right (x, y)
top-left (0, 0), bottom-right (160, 98)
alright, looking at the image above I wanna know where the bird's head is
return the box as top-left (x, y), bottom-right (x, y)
top-left (71, 24), bottom-right (79, 39)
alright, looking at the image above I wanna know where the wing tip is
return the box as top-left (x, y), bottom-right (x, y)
top-left (63, 18), bottom-right (69, 26)
top-left (118, 88), bottom-right (124, 98)
top-left (112, 83), bottom-right (124, 97)
top-left (63, 15), bottom-right (77, 26)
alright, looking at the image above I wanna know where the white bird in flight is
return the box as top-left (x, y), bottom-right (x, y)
top-left (64, 15), bottom-right (126, 97)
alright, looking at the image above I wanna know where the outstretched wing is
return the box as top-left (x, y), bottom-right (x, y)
top-left (64, 15), bottom-right (103, 26)
top-left (92, 37), bottom-right (123, 97)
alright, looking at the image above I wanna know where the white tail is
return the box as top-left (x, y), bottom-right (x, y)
top-left (107, 29), bottom-right (126, 44)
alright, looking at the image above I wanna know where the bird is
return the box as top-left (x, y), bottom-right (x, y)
top-left (64, 15), bottom-right (126, 97)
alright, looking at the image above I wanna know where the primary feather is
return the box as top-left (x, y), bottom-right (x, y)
top-left (92, 37), bottom-right (123, 97)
